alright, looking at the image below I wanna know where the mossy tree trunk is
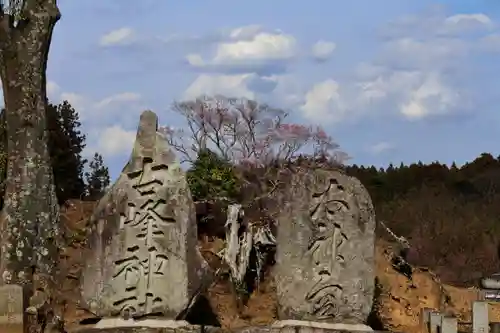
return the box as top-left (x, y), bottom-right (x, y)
top-left (0, 0), bottom-right (61, 328)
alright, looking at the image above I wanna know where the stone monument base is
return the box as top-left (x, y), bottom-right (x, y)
top-left (270, 320), bottom-right (373, 333)
top-left (70, 319), bottom-right (380, 333)
top-left (70, 319), bottom-right (219, 333)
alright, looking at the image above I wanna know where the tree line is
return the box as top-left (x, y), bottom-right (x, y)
top-left (347, 154), bottom-right (500, 286)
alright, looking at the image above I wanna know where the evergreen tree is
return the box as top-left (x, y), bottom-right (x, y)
top-left (187, 148), bottom-right (240, 201)
top-left (85, 152), bottom-right (110, 200)
top-left (47, 100), bottom-right (87, 203)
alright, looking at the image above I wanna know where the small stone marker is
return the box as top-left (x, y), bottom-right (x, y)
top-left (429, 312), bottom-right (442, 333)
top-left (441, 316), bottom-right (458, 333)
top-left (473, 301), bottom-right (489, 333)
top-left (0, 284), bottom-right (24, 333)
top-left (420, 307), bottom-right (433, 333)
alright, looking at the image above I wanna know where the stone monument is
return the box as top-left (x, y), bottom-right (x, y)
top-left (273, 167), bottom-right (376, 332)
top-left (79, 110), bottom-right (211, 331)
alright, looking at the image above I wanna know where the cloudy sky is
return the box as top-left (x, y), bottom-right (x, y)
top-left (42, 0), bottom-right (500, 179)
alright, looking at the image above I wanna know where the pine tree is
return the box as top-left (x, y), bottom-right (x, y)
top-left (85, 152), bottom-right (110, 200)
top-left (47, 100), bottom-right (87, 203)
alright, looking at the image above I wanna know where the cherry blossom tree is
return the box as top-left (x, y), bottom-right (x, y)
top-left (160, 95), bottom-right (348, 166)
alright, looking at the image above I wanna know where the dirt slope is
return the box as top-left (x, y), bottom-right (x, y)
top-left (374, 239), bottom-right (500, 333)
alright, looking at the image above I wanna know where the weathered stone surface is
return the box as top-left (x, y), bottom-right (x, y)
top-left (272, 320), bottom-right (373, 332)
top-left (80, 110), bottom-right (211, 319)
top-left (71, 319), bottom-right (219, 333)
top-left (234, 322), bottom-right (381, 333)
top-left (72, 324), bottom-right (218, 333)
top-left (480, 273), bottom-right (500, 290)
top-left (70, 324), bottom-right (381, 333)
top-left (0, 284), bottom-right (24, 333)
top-left (274, 168), bottom-right (375, 325)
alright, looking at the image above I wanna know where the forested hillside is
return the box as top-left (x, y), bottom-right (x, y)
top-left (347, 156), bottom-right (500, 286)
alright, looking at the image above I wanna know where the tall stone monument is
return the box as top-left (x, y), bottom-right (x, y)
top-left (274, 167), bottom-right (375, 332)
top-left (79, 111), bottom-right (211, 330)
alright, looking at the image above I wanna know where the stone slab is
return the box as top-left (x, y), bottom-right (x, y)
top-left (71, 323), bottom-right (387, 333)
top-left (274, 169), bottom-right (376, 324)
top-left (80, 110), bottom-right (211, 319)
top-left (441, 317), bottom-right (458, 333)
top-left (272, 320), bottom-right (373, 332)
top-left (70, 319), bottom-right (219, 333)
top-left (0, 284), bottom-right (24, 333)
top-left (420, 307), bottom-right (433, 333)
top-left (480, 273), bottom-right (500, 290)
top-left (473, 301), bottom-right (489, 333)
top-left (429, 312), bottom-right (442, 333)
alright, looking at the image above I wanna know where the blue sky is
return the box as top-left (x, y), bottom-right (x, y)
top-left (39, 0), bottom-right (500, 179)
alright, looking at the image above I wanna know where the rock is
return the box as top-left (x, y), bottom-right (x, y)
top-left (80, 110), bottom-right (211, 319)
top-left (0, 284), bottom-right (23, 333)
top-left (480, 274), bottom-right (500, 290)
top-left (274, 168), bottom-right (375, 325)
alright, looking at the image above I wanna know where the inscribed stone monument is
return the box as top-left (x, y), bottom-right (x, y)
top-left (274, 167), bottom-right (375, 327)
top-left (0, 284), bottom-right (23, 333)
top-left (80, 110), bottom-right (210, 320)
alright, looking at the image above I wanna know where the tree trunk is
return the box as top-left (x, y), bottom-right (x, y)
top-left (0, 0), bottom-right (61, 330)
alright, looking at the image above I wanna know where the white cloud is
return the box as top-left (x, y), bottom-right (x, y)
top-left (368, 142), bottom-right (395, 155)
top-left (187, 28), bottom-right (297, 71)
top-left (185, 54), bottom-right (205, 67)
top-left (311, 40), bottom-right (336, 61)
top-left (443, 13), bottom-right (493, 33)
top-left (351, 9), bottom-right (480, 121)
top-left (54, 90), bottom-right (143, 125)
top-left (97, 125), bottom-right (136, 156)
top-left (184, 74), bottom-right (256, 100)
top-left (380, 37), bottom-right (468, 70)
top-left (358, 70), bottom-right (420, 103)
top-left (378, 11), bottom-right (494, 73)
top-left (384, 11), bottom-right (493, 38)
top-left (179, 11), bottom-right (479, 126)
top-left (183, 73), bottom-right (304, 111)
top-left (213, 32), bottom-right (296, 63)
top-left (400, 72), bottom-right (458, 119)
top-left (95, 92), bottom-right (141, 109)
top-left (301, 79), bottom-right (345, 123)
top-left (357, 69), bottom-right (459, 120)
top-left (99, 27), bottom-right (136, 46)
top-left (183, 72), bottom-right (305, 108)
